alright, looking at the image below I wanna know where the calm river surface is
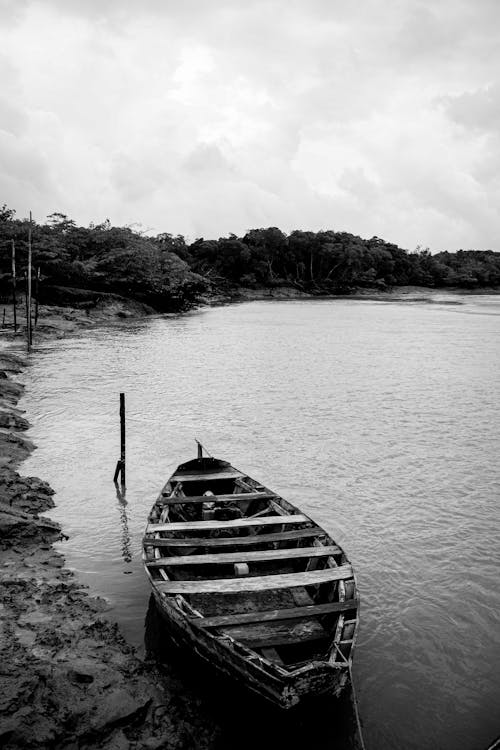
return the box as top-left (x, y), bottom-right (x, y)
top-left (19, 296), bottom-right (500, 750)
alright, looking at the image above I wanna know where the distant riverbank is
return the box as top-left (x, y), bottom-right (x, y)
top-left (201, 283), bottom-right (500, 305)
top-left (2, 284), bottom-right (497, 343)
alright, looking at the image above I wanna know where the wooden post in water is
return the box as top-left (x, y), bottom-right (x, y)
top-left (113, 393), bottom-right (126, 487)
top-left (27, 212), bottom-right (32, 349)
top-left (11, 239), bottom-right (17, 333)
top-left (120, 392), bottom-right (126, 486)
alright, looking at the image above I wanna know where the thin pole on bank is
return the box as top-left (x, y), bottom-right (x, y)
top-left (35, 266), bottom-right (40, 326)
top-left (23, 273), bottom-right (28, 326)
top-left (113, 393), bottom-right (126, 488)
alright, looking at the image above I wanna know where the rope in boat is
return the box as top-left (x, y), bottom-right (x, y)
top-left (349, 664), bottom-right (367, 750)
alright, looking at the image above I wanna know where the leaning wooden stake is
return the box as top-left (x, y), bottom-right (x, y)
top-left (113, 393), bottom-right (126, 487)
top-left (11, 239), bottom-right (17, 332)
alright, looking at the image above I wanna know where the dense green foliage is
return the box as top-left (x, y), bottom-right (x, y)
top-left (0, 208), bottom-right (206, 310)
top-left (1, 205), bottom-right (499, 310)
top-left (186, 229), bottom-right (500, 291)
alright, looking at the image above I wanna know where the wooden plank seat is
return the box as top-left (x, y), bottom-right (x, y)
top-left (155, 565), bottom-right (353, 594)
top-left (146, 514), bottom-right (310, 533)
top-left (172, 471), bottom-right (244, 482)
top-left (224, 620), bottom-right (329, 649)
top-left (159, 492), bottom-right (277, 505)
top-left (241, 631), bottom-right (326, 649)
top-left (146, 545), bottom-right (341, 568)
top-left (192, 598), bottom-right (359, 629)
top-left (143, 528), bottom-right (327, 548)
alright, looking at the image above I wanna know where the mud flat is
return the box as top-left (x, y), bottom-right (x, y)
top-left (0, 296), bottom-right (156, 341)
top-left (197, 283), bottom-right (494, 306)
top-left (0, 336), bottom-right (219, 748)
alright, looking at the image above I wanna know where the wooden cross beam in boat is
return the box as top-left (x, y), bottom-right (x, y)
top-left (146, 514), bottom-right (311, 533)
top-left (146, 545), bottom-right (341, 568)
top-left (172, 470), bottom-right (245, 482)
top-left (159, 492), bottom-right (277, 505)
top-left (155, 565), bottom-right (353, 594)
top-left (143, 527), bottom-right (327, 548)
top-left (191, 597), bottom-right (360, 629)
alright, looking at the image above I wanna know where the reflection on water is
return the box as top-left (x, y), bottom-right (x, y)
top-left (17, 296), bottom-right (500, 750)
top-left (114, 482), bottom-right (132, 565)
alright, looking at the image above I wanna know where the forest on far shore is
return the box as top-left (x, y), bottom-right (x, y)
top-left (1, 204), bottom-right (499, 312)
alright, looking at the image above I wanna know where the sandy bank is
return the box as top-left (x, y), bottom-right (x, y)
top-left (0, 347), bottom-right (220, 749)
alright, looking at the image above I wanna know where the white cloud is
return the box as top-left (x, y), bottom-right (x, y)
top-left (442, 84), bottom-right (500, 133)
top-left (0, 0), bottom-right (499, 249)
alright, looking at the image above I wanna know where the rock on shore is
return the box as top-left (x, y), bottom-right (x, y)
top-left (0, 349), bottom-right (219, 749)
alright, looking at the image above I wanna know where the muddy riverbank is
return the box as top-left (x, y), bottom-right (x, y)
top-left (197, 282), bottom-right (500, 307)
top-left (0, 346), bottom-right (220, 749)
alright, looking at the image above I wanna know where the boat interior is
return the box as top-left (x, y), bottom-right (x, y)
top-left (144, 457), bottom-right (358, 670)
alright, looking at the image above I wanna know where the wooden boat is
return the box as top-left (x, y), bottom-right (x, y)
top-left (142, 448), bottom-right (359, 709)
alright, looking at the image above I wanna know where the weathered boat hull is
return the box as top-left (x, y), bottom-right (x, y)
top-left (145, 594), bottom-right (365, 750)
top-left (151, 590), bottom-right (348, 709)
top-left (144, 454), bottom-right (358, 709)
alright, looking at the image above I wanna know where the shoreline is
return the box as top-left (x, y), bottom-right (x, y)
top-left (0, 283), bottom-right (496, 342)
top-left (0, 346), bottom-right (220, 747)
top-left (196, 283), bottom-right (500, 308)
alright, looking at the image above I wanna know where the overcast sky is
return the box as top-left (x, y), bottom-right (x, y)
top-left (1, 0), bottom-right (499, 251)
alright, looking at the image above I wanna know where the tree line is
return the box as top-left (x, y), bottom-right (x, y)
top-left (1, 204), bottom-right (499, 312)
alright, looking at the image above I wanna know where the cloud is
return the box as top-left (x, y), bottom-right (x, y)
top-left (0, 97), bottom-right (27, 137)
top-left (0, 0), bottom-right (30, 26)
top-left (183, 143), bottom-right (235, 177)
top-left (0, 0), bottom-right (499, 250)
top-left (442, 84), bottom-right (500, 133)
top-left (0, 128), bottom-right (57, 222)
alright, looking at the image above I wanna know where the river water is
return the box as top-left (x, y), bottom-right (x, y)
top-left (18, 295), bottom-right (500, 750)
